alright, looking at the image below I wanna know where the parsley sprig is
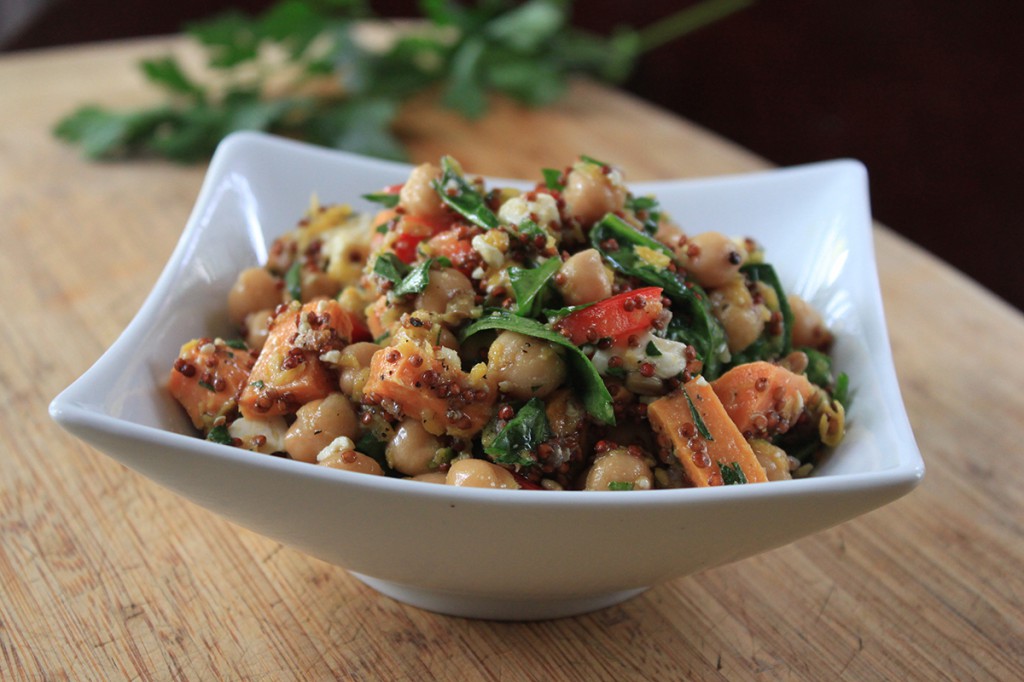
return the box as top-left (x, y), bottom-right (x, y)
top-left (54, 0), bottom-right (751, 163)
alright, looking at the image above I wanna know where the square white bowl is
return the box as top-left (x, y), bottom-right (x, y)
top-left (50, 132), bottom-right (923, 620)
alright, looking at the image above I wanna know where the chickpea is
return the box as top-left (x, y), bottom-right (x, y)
top-left (414, 267), bottom-right (476, 323)
top-left (243, 308), bottom-right (274, 352)
top-left (556, 249), bottom-right (613, 306)
top-left (227, 267), bottom-right (282, 327)
top-left (788, 294), bottom-right (833, 350)
top-left (337, 342), bottom-right (382, 401)
top-left (583, 450), bottom-right (653, 491)
top-left (487, 330), bottom-right (567, 400)
top-left (300, 270), bottom-right (341, 302)
top-left (386, 419), bottom-right (443, 476)
top-left (750, 439), bottom-right (793, 482)
top-left (318, 448), bottom-right (384, 476)
top-left (677, 232), bottom-right (747, 289)
top-left (446, 459), bottom-right (519, 489)
top-left (710, 277), bottom-right (769, 354)
top-left (399, 163), bottom-right (449, 223)
top-left (284, 393), bottom-right (359, 463)
top-left (562, 160), bottom-right (627, 227)
top-left (409, 472), bottom-right (448, 484)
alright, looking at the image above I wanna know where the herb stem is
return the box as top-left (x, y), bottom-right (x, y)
top-left (635, 0), bottom-right (754, 53)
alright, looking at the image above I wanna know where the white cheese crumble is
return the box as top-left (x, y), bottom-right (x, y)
top-left (317, 436), bottom-right (357, 463)
top-left (497, 192), bottom-right (560, 228)
top-left (590, 331), bottom-right (690, 381)
top-left (228, 417), bottom-right (288, 454)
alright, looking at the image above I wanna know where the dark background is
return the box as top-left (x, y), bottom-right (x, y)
top-left (5, 1), bottom-right (1021, 310)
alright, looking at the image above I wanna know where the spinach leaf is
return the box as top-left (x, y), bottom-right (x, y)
top-left (432, 155), bottom-right (499, 229)
top-left (484, 397), bottom-right (551, 467)
top-left (509, 257), bottom-right (561, 317)
top-left (461, 311), bottom-right (615, 424)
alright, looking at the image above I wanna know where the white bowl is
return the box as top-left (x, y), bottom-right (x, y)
top-left (50, 132), bottom-right (923, 620)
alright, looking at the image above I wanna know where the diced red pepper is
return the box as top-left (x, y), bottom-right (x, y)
top-left (555, 287), bottom-right (664, 346)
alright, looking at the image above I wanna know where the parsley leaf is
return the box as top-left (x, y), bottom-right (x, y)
top-left (54, 0), bottom-right (750, 163)
top-left (683, 386), bottom-right (714, 441)
top-left (207, 424), bottom-right (233, 444)
top-left (718, 461), bottom-right (747, 485)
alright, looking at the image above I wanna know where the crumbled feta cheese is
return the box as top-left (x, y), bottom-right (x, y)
top-left (228, 417), bottom-right (288, 454)
top-left (590, 331), bottom-right (690, 382)
top-left (317, 436), bottom-right (357, 463)
top-left (498, 193), bottom-right (560, 228)
top-left (471, 234), bottom-right (505, 268)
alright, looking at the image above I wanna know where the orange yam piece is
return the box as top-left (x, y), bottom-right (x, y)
top-left (168, 338), bottom-right (258, 431)
top-left (711, 361), bottom-right (818, 440)
top-left (648, 377), bottom-right (768, 487)
top-left (362, 334), bottom-right (494, 438)
top-left (238, 299), bottom-right (355, 419)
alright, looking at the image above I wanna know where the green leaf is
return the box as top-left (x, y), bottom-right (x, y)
top-left (607, 481), bottom-right (635, 491)
top-left (441, 37), bottom-right (488, 119)
top-left (484, 0), bottom-right (566, 52)
top-left (140, 57), bottom-right (206, 101)
top-left (186, 10), bottom-right (263, 68)
top-left (207, 424), bottom-right (233, 444)
top-left (393, 259), bottom-right (433, 296)
top-left (541, 168), bottom-right (564, 190)
top-left (802, 347), bottom-right (834, 388)
top-left (683, 385), bottom-right (714, 441)
top-left (461, 311), bottom-right (615, 425)
top-left (509, 257), bottom-right (561, 317)
top-left (645, 340), bottom-right (663, 357)
top-left (372, 252), bottom-right (410, 285)
top-left (718, 461), bottom-right (747, 485)
top-left (355, 430), bottom-right (395, 476)
top-left (432, 155), bottom-right (500, 229)
top-left (484, 397), bottom-right (552, 467)
top-left (285, 260), bottom-right (303, 301)
top-left (362, 192), bottom-right (401, 208)
top-left (833, 372), bottom-right (850, 408)
top-left (223, 338), bottom-right (249, 350)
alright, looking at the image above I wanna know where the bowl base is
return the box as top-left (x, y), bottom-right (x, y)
top-left (350, 572), bottom-right (648, 620)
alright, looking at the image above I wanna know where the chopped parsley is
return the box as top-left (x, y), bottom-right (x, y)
top-left (207, 424), bottom-right (232, 444)
top-left (683, 386), bottom-right (714, 441)
top-left (718, 461), bottom-right (747, 485)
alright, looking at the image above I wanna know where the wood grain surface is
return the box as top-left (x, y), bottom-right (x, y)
top-left (2, 38), bottom-right (1022, 681)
